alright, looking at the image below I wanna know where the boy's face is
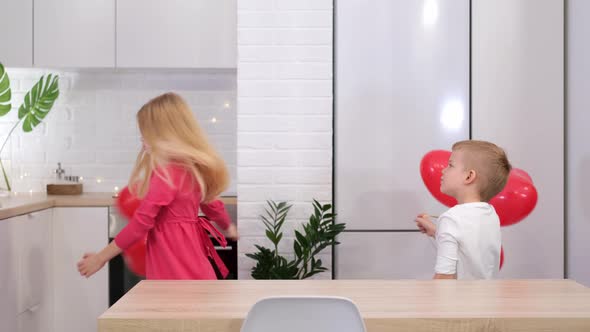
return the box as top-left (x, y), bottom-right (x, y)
top-left (440, 149), bottom-right (470, 198)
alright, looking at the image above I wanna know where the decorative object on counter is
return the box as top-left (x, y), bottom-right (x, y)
top-left (0, 62), bottom-right (60, 192)
top-left (247, 200), bottom-right (346, 279)
top-left (46, 162), bottom-right (83, 195)
top-left (46, 183), bottom-right (83, 195)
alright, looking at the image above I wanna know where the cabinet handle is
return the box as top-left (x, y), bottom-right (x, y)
top-left (27, 304), bottom-right (40, 313)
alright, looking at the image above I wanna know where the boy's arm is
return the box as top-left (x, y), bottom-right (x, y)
top-left (433, 215), bottom-right (459, 279)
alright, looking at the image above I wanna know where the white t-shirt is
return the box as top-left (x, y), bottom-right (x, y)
top-left (434, 202), bottom-right (501, 280)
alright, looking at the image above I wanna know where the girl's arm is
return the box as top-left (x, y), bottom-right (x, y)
top-left (200, 199), bottom-right (239, 240)
top-left (77, 241), bottom-right (122, 278)
top-left (115, 170), bottom-right (176, 249)
top-left (77, 168), bottom-right (176, 278)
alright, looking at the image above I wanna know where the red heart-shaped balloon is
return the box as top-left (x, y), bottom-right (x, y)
top-left (116, 186), bottom-right (147, 277)
top-left (420, 150), bottom-right (457, 207)
top-left (122, 237), bottom-right (147, 277)
top-left (511, 167), bottom-right (533, 184)
top-left (489, 170), bottom-right (538, 227)
top-left (116, 186), bottom-right (141, 219)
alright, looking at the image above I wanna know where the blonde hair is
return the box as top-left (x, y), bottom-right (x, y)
top-left (452, 140), bottom-right (511, 202)
top-left (129, 92), bottom-right (229, 203)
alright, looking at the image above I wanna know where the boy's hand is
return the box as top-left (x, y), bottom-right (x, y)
top-left (415, 213), bottom-right (436, 237)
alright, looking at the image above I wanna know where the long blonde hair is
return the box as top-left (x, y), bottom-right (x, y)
top-left (129, 92), bottom-right (229, 203)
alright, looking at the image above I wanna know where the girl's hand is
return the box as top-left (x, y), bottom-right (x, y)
top-left (77, 252), bottom-right (106, 278)
top-left (224, 223), bottom-right (239, 241)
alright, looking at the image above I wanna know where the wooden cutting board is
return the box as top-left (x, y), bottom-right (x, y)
top-left (46, 183), bottom-right (83, 195)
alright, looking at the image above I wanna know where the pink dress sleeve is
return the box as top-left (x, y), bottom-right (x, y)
top-left (200, 199), bottom-right (231, 230)
top-left (115, 171), bottom-right (177, 250)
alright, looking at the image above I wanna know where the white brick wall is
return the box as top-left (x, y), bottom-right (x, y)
top-left (237, 1), bottom-right (333, 278)
top-left (2, 69), bottom-right (236, 194)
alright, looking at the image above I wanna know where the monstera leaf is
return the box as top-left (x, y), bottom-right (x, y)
top-left (18, 74), bottom-right (59, 132)
top-left (0, 63), bottom-right (11, 116)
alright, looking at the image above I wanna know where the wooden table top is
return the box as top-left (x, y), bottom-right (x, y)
top-left (99, 279), bottom-right (590, 332)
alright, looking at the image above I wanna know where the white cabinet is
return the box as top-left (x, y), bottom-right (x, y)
top-left (334, 0), bottom-right (469, 277)
top-left (472, 0), bottom-right (564, 278)
top-left (0, 0), bottom-right (33, 67)
top-left (6, 0), bottom-right (235, 68)
top-left (116, 0), bottom-right (236, 68)
top-left (17, 209), bottom-right (54, 332)
top-left (335, 0), bottom-right (469, 231)
top-left (0, 216), bottom-right (19, 332)
top-left (335, 232), bottom-right (436, 279)
top-left (1, 207), bottom-right (109, 332)
top-left (34, 0), bottom-right (115, 67)
top-left (0, 210), bottom-right (53, 332)
top-left (53, 207), bottom-right (109, 332)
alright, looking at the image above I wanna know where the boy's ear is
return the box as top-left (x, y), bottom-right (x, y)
top-left (464, 170), bottom-right (477, 185)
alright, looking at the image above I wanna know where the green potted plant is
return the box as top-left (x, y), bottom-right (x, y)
top-left (0, 62), bottom-right (60, 192)
top-left (246, 199), bottom-right (346, 279)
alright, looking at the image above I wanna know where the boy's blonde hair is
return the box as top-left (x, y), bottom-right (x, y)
top-left (452, 140), bottom-right (511, 202)
top-left (129, 92), bottom-right (229, 203)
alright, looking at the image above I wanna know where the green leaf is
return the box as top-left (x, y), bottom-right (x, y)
top-left (266, 230), bottom-right (276, 244)
top-left (276, 232), bottom-right (283, 244)
top-left (295, 230), bottom-right (308, 247)
top-left (316, 258), bottom-right (323, 267)
top-left (322, 203), bottom-right (332, 212)
top-left (294, 241), bottom-right (302, 258)
top-left (19, 74), bottom-right (59, 132)
top-left (0, 63), bottom-right (11, 116)
top-left (313, 203), bottom-right (321, 218)
top-left (260, 215), bottom-right (274, 231)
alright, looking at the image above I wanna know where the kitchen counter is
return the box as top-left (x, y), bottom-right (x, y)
top-left (98, 279), bottom-right (590, 332)
top-left (0, 192), bottom-right (237, 220)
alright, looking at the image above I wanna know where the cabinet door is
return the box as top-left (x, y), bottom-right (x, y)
top-left (472, 0), bottom-right (564, 279)
top-left (335, 0), bottom-right (470, 231)
top-left (53, 207), bottom-right (108, 332)
top-left (116, 0), bottom-right (236, 68)
top-left (0, 217), bottom-right (19, 332)
top-left (0, 0), bottom-right (33, 67)
top-left (17, 210), bottom-right (53, 332)
top-left (34, 0), bottom-right (115, 67)
top-left (335, 232), bottom-right (436, 279)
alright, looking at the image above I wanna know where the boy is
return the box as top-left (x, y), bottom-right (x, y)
top-left (416, 140), bottom-right (510, 279)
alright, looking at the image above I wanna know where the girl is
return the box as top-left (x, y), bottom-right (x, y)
top-left (77, 92), bottom-right (238, 280)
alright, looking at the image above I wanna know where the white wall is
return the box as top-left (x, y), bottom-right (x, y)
top-left (567, 0), bottom-right (590, 287)
top-left (1, 69), bottom-right (236, 194)
top-left (237, 0), bottom-right (333, 279)
top-left (472, 0), bottom-right (564, 278)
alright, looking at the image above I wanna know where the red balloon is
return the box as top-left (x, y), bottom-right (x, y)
top-left (420, 150), bottom-right (457, 207)
top-left (489, 170), bottom-right (538, 227)
top-left (499, 246), bottom-right (504, 270)
top-left (116, 186), bottom-right (141, 219)
top-left (116, 186), bottom-right (146, 277)
top-left (122, 237), bottom-right (147, 277)
top-left (512, 168), bottom-right (533, 184)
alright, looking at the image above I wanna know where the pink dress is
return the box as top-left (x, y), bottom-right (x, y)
top-left (114, 164), bottom-right (231, 280)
